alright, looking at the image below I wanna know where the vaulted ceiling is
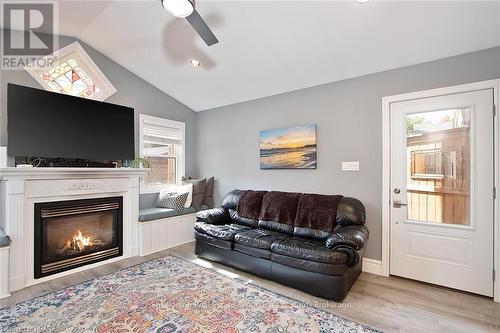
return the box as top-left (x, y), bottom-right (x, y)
top-left (28, 1), bottom-right (500, 110)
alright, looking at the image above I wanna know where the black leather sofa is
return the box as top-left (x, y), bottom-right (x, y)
top-left (194, 189), bottom-right (369, 301)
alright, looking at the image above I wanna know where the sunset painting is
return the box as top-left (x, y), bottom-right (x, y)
top-left (260, 124), bottom-right (317, 169)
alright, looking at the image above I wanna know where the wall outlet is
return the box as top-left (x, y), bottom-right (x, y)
top-left (342, 161), bottom-right (360, 171)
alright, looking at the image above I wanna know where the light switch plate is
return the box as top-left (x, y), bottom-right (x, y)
top-left (342, 161), bottom-right (360, 171)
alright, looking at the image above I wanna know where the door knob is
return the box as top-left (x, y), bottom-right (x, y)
top-left (393, 200), bottom-right (408, 208)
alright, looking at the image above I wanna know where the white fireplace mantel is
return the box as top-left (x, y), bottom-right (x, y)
top-left (0, 167), bottom-right (148, 180)
top-left (0, 167), bottom-right (148, 297)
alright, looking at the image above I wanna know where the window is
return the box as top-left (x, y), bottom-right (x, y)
top-left (139, 114), bottom-right (185, 193)
top-left (410, 149), bottom-right (457, 180)
top-left (406, 108), bottom-right (470, 225)
top-left (25, 42), bottom-right (117, 101)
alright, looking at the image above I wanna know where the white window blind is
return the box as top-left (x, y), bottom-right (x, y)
top-left (142, 122), bottom-right (183, 156)
top-left (143, 123), bottom-right (182, 143)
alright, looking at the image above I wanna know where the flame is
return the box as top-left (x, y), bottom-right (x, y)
top-left (69, 230), bottom-right (93, 252)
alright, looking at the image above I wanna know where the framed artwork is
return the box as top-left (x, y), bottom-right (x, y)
top-left (260, 124), bottom-right (317, 169)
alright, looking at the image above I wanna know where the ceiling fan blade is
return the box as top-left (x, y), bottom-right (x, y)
top-left (185, 9), bottom-right (218, 46)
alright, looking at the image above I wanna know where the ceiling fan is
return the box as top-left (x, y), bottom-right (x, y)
top-left (161, 0), bottom-right (219, 46)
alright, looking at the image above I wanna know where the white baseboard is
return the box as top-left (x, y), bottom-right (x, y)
top-left (362, 257), bottom-right (382, 275)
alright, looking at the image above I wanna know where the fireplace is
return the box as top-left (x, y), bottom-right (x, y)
top-left (34, 197), bottom-right (123, 278)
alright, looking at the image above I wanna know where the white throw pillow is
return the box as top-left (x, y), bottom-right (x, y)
top-left (159, 183), bottom-right (193, 208)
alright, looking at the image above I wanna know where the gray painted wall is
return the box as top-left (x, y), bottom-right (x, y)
top-left (195, 46), bottom-right (500, 260)
top-left (2, 31), bottom-right (499, 260)
top-left (0, 33), bottom-right (197, 175)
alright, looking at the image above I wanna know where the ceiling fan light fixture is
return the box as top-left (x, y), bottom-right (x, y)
top-left (161, 0), bottom-right (194, 18)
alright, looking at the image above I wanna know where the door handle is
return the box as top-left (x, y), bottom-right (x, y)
top-left (393, 200), bottom-right (408, 208)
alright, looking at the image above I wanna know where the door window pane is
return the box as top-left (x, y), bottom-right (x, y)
top-left (406, 108), bottom-right (470, 225)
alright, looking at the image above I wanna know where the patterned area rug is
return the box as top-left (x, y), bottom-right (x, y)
top-left (0, 256), bottom-right (380, 332)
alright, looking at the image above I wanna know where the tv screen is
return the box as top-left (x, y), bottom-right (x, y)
top-left (7, 84), bottom-right (135, 161)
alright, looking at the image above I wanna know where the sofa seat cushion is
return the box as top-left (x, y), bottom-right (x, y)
top-left (195, 231), bottom-right (232, 250)
top-left (139, 206), bottom-right (196, 222)
top-left (271, 253), bottom-right (348, 276)
top-left (194, 222), bottom-right (251, 241)
top-left (234, 228), bottom-right (289, 250)
top-left (234, 243), bottom-right (271, 259)
top-left (271, 237), bottom-right (348, 265)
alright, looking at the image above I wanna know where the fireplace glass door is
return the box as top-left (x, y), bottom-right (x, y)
top-left (35, 197), bottom-right (123, 278)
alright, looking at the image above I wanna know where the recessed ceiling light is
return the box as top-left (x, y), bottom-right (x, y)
top-left (190, 59), bottom-right (201, 68)
top-left (356, 0), bottom-right (369, 3)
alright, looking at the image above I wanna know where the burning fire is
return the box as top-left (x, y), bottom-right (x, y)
top-left (67, 231), bottom-right (93, 252)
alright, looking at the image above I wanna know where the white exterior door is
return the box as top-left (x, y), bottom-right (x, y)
top-left (390, 89), bottom-right (494, 296)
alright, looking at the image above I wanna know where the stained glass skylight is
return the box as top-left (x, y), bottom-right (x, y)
top-left (41, 58), bottom-right (100, 98)
top-left (25, 42), bottom-right (116, 101)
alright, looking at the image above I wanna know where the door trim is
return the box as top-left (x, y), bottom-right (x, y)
top-left (382, 79), bottom-right (500, 302)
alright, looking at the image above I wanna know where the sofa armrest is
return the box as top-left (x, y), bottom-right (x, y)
top-left (325, 225), bottom-right (369, 250)
top-left (196, 208), bottom-right (229, 225)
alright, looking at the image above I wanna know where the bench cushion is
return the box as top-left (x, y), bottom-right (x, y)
top-left (139, 206), bottom-right (197, 222)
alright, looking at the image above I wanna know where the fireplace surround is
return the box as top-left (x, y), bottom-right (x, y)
top-left (0, 167), bottom-right (147, 295)
top-left (34, 197), bottom-right (123, 278)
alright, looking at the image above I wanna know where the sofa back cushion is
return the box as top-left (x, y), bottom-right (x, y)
top-left (258, 191), bottom-right (300, 234)
top-left (221, 190), bottom-right (366, 236)
top-left (293, 194), bottom-right (343, 240)
top-left (221, 189), bottom-right (266, 228)
top-left (237, 190), bottom-right (267, 220)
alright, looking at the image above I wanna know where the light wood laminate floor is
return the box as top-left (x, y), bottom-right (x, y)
top-left (1, 242), bottom-right (500, 333)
